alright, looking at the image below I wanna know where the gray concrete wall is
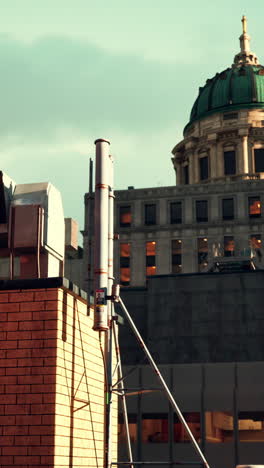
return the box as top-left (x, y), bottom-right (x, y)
top-left (119, 270), bottom-right (264, 365)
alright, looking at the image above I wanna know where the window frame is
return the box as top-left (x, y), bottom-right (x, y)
top-left (195, 199), bottom-right (208, 223)
top-left (119, 204), bottom-right (132, 228)
top-left (169, 201), bottom-right (182, 224)
top-left (199, 155), bottom-right (209, 181)
top-left (224, 150), bottom-right (236, 176)
top-left (222, 198), bottom-right (235, 221)
top-left (248, 195), bottom-right (261, 219)
top-left (144, 203), bottom-right (157, 226)
top-left (254, 148), bottom-right (264, 173)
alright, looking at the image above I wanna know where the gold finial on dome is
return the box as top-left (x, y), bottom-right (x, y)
top-left (242, 15), bottom-right (247, 34)
top-left (233, 16), bottom-right (259, 67)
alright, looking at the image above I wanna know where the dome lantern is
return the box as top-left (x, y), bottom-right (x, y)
top-left (233, 16), bottom-right (259, 67)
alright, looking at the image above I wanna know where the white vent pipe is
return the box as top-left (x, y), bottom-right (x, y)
top-left (93, 138), bottom-right (110, 331)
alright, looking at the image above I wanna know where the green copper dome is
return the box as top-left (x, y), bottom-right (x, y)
top-left (184, 17), bottom-right (264, 133)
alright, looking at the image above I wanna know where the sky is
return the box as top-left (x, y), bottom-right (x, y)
top-left (1, 0), bottom-right (264, 234)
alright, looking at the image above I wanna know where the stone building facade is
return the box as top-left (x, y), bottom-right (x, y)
top-left (82, 17), bottom-right (264, 290)
top-left (80, 17), bottom-right (264, 321)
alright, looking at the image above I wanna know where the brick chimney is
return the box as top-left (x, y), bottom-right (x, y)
top-left (0, 277), bottom-right (117, 468)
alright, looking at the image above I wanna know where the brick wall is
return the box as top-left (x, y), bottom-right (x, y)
top-left (0, 283), bottom-right (117, 468)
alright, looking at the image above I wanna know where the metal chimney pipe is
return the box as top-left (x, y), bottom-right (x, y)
top-left (107, 154), bottom-right (114, 319)
top-left (93, 138), bottom-right (110, 331)
top-left (86, 158), bottom-right (94, 310)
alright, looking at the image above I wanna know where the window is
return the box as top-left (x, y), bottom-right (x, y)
top-left (199, 156), bottom-right (209, 181)
top-left (254, 148), bottom-right (264, 173)
top-left (206, 412), bottom-right (234, 443)
top-left (145, 204), bottom-right (156, 225)
top-left (171, 240), bottom-right (182, 273)
top-left (196, 200), bottom-right (208, 223)
top-left (119, 414), bottom-right (137, 443)
top-left (224, 151), bottom-right (236, 175)
top-left (146, 241), bottom-right (156, 276)
top-left (170, 202), bottom-right (182, 224)
top-left (142, 414), bottom-right (168, 443)
top-left (183, 165), bottom-right (189, 185)
top-left (119, 205), bottom-right (132, 227)
top-left (250, 235), bottom-right (262, 261)
top-left (223, 112), bottom-right (238, 120)
top-left (222, 198), bottom-right (234, 220)
top-left (238, 412), bottom-right (264, 442)
top-left (174, 413), bottom-right (200, 443)
top-left (224, 236), bottom-right (235, 257)
top-left (120, 243), bottom-right (131, 286)
top-left (197, 238), bottom-right (208, 271)
top-left (248, 196), bottom-right (261, 218)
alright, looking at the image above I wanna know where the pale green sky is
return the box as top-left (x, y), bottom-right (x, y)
top-left (1, 0), bottom-right (264, 230)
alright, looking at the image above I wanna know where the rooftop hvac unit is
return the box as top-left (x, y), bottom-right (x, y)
top-left (0, 177), bottom-right (65, 280)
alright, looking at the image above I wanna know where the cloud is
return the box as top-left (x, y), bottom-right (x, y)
top-left (0, 34), bottom-right (198, 139)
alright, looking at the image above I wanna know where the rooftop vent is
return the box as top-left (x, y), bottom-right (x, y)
top-left (0, 175), bottom-right (65, 280)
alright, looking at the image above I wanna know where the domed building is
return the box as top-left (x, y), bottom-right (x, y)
top-left (173, 15), bottom-right (264, 187)
top-left (97, 16), bottom-right (264, 287)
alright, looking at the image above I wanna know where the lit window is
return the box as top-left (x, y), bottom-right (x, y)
top-left (171, 239), bottom-right (182, 273)
top-left (170, 202), bottom-right (182, 224)
top-left (206, 411), bottom-right (234, 443)
top-left (119, 205), bottom-right (132, 227)
top-left (196, 200), bottom-right (208, 223)
top-left (145, 204), bottom-right (156, 226)
top-left (250, 235), bottom-right (262, 261)
top-left (146, 241), bottom-right (156, 276)
top-left (197, 238), bottom-right (208, 271)
top-left (142, 414), bottom-right (168, 443)
top-left (224, 151), bottom-right (236, 175)
top-left (254, 148), bottom-right (264, 173)
top-left (222, 198), bottom-right (234, 220)
top-left (238, 412), bottom-right (264, 442)
top-left (120, 243), bottom-right (131, 286)
top-left (118, 414), bottom-right (137, 443)
top-left (248, 196), bottom-right (261, 218)
top-left (200, 156), bottom-right (209, 181)
top-left (250, 234), bottom-right (262, 249)
top-left (224, 236), bottom-right (235, 257)
top-left (174, 413), bottom-right (200, 443)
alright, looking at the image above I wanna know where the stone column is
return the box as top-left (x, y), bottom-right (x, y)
top-left (184, 197), bottom-right (193, 224)
top-left (248, 139), bottom-right (254, 173)
top-left (238, 128), bottom-right (249, 174)
top-left (182, 237), bottom-right (197, 273)
top-left (193, 151), bottom-right (199, 183)
top-left (175, 162), bottom-right (181, 185)
top-left (236, 192), bottom-right (247, 221)
top-left (207, 134), bottom-right (218, 179)
top-left (242, 135), bottom-right (249, 174)
top-left (216, 142), bottom-right (224, 177)
top-left (131, 236), bottom-right (146, 286)
top-left (156, 235), bottom-right (171, 274)
top-left (134, 199), bottom-right (142, 227)
top-left (159, 199), bottom-right (167, 225)
top-left (189, 153), bottom-right (195, 184)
